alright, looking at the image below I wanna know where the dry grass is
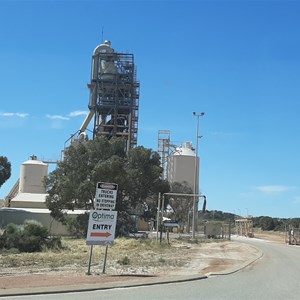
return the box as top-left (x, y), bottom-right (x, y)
top-left (0, 237), bottom-right (199, 275)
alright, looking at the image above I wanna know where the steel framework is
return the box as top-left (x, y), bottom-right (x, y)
top-left (79, 41), bottom-right (140, 152)
top-left (158, 130), bottom-right (170, 180)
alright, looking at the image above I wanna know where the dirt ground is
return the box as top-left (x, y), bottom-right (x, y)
top-left (0, 232), bottom-right (281, 291)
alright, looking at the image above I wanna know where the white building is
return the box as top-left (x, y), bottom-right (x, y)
top-left (10, 157), bottom-right (48, 209)
top-left (1, 156), bottom-right (81, 235)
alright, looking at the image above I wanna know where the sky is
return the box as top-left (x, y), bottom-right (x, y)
top-left (1, 0), bottom-right (300, 218)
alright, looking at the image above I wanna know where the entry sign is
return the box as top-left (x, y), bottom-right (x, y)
top-left (95, 182), bottom-right (118, 210)
top-left (86, 210), bottom-right (117, 246)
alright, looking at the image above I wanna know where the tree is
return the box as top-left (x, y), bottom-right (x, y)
top-left (45, 137), bottom-right (168, 235)
top-left (124, 146), bottom-right (170, 221)
top-left (259, 216), bottom-right (275, 231)
top-left (167, 181), bottom-right (193, 227)
top-left (124, 146), bottom-right (169, 211)
top-left (0, 156), bottom-right (11, 188)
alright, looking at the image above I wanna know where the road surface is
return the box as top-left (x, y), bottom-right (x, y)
top-left (3, 237), bottom-right (300, 300)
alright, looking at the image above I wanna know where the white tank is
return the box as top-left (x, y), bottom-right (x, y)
top-left (174, 141), bottom-right (196, 157)
top-left (92, 40), bottom-right (117, 81)
top-left (19, 158), bottom-right (48, 194)
top-left (168, 142), bottom-right (199, 193)
top-left (100, 61), bottom-right (117, 80)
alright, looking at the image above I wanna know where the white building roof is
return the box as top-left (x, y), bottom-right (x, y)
top-left (11, 193), bottom-right (48, 203)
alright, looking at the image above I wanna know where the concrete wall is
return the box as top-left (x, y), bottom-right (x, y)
top-left (0, 208), bottom-right (71, 236)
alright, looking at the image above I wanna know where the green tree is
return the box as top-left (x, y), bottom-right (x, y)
top-left (167, 181), bottom-right (193, 226)
top-left (0, 156), bottom-right (11, 188)
top-left (45, 137), bottom-right (126, 221)
top-left (45, 137), bottom-right (168, 234)
top-left (259, 216), bottom-right (275, 231)
top-left (124, 146), bottom-right (169, 211)
top-left (289, 218), bottom-right (300, 228)
top-left (124, 146), bottom-right (170, 221)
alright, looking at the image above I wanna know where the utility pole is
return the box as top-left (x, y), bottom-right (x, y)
top-left (192, 112), bottom-right (205, 239)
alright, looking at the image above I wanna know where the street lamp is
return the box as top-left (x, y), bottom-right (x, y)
top-left (192, 111), bottom-right (205, 238)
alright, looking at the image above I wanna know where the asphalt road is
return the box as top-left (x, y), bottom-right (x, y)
top-left (3, 237), bottom-right (300, 300)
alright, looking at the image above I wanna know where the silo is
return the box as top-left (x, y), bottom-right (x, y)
top-left (168, 142), bottom-right (199, 193)
top-left (19, 158), bottom-right (48, 194)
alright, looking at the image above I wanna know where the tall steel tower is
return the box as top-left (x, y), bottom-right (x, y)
top-left (79, 41), bottom-right (140, 151)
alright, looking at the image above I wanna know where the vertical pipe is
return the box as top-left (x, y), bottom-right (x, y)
top-left (160, 194), bottom-right (165, 244)
top-left (156, 192), bottom-right (161, 242)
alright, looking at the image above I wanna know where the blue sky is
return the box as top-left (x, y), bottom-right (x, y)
top-left (1, 0), bottom-right (300, 218)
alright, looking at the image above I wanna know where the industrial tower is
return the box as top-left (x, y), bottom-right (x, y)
top-left (79, 41), bottom-right (140, 151)
top-left (157, 130), bottom-right (171, 180)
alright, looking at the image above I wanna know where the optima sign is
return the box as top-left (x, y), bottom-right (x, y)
top-left (91, 211), bottom-right (115, 221)
top-left (86, 210), bottom-right (117, 246)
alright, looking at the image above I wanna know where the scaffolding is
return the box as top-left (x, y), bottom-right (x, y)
top-left (90, 49), bottom-right (140, 151)
top-left (74, 41), bottom-right (140, 153)
top-left (158, 130), bottom-right (170, 180)
top-left (235, 218), bottom-right (254, 237)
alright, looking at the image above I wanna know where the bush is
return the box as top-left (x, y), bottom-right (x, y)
top-left (0, 221), bottom-right (63, 253)
top-left (117, 256), bottom-right (130, 265)
top-left (116, 211), bottom-right (137, 237)
top-left (65, 213), bottom-right (89, 237)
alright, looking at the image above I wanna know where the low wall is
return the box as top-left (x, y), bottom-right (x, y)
top-left (0, 208), bottom-right (71, 236)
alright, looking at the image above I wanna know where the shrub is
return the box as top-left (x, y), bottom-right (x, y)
top-left (117, 256), bottom-right (130, 265)
top-left (0, 221), bottom-right (63, 253)
top-left (65, 213), bottom-right (89, 237)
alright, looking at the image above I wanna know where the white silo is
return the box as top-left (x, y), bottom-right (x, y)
top-left (167, 142), bottom-right (199, 193)
top-left (19, 157), bottom-right (48, 194)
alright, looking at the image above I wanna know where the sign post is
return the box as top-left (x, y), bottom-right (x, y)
top-left (86, 182), bottom-right (118, 274)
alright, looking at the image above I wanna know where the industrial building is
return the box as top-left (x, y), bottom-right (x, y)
top-left (1, 156), bottom-right (73, 235)
top-left (9, 156), bottom-right (48, 209)
top-left (0, 40), bottom-right (140, 235)
top-left (158, 130), bottom-right (199, 194)
top-left (77, 40), bottom-right (140, 152)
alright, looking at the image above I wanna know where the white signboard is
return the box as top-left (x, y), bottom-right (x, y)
top-left (95, 182), bottom-right (118, 210)
top-left (86, 210), bottom-right (117, 246)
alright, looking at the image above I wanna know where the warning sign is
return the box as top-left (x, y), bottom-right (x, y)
top-left (86, 210), bottom-right (117, 246)
top-left (95, 182), bottom-right (118, 210)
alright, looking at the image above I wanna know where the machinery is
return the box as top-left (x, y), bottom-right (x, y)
top-left (78, 40), bottom-right (140, 152)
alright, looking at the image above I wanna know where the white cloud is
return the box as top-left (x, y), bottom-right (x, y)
top-left (255, 185), bottom-right (292, 193)
top-left (46, 114), bottom-right (70, 121)
top-left (68, 111), bottom-right (88, 117)
top-left (0, 112), bottom-right (28, 118)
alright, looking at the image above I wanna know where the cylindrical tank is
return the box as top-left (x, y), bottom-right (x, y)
top-left (92, 40), bottom-right (115, 81)
top-left (100, 61), bottom-right (117, 80)
top-left (19, 158), bottom-right (48, 194)
top-left (168, 142), bottom-right (199, 193)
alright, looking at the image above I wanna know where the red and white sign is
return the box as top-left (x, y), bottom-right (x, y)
top-left (95, 182), bottom-right (118, 210)
top-left (86, 210), bottom-right (117, 246)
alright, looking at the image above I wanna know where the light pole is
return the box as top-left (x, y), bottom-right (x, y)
top-left (192, 111), bottom-right (205, 238)
top-left (245, 208), bottom-right (249, 217)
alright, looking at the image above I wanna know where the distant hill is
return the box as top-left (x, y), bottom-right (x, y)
top-left (200, 210), bottom-right (300, 231)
